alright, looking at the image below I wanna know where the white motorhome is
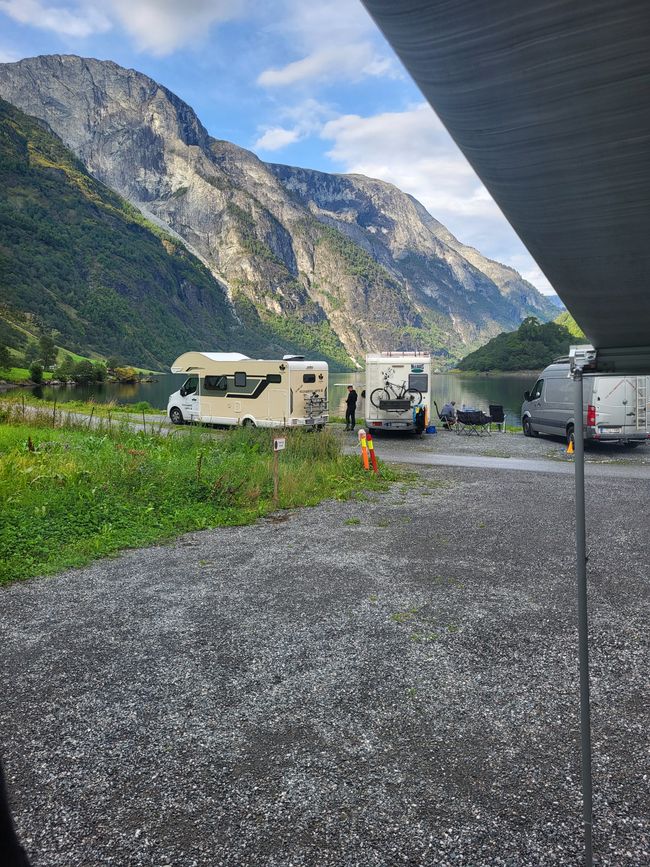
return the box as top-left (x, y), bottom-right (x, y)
top-left (522, 358), bottom-right (649, 446)
top-left (168, 352), bottom-right (328, 429)
top-left (364, 352), bottom-right (431, 432)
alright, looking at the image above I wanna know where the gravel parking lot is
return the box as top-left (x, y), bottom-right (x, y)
top-left (1, 464), bottom-right (648, 866)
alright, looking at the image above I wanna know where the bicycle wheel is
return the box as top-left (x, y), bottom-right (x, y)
top-left (406, 389), bottom-right (423, 406)
top-left (370, 388), bottom-right (390, 408)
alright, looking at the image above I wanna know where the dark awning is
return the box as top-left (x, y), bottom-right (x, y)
top-left (362, 0), bottom-right (650, 369)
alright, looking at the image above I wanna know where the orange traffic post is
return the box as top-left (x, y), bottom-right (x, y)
top-left (366, 430), bottom-right (379, 474)
top-left (358, 428), bottom-right (370, 470)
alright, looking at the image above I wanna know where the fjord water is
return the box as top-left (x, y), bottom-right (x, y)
top-left (36, 373), bottom-right (534, 426)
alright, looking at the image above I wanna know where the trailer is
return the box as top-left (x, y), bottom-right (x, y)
top-left (364, 352), bottom-right (431, 432)
top-left (168, 352), bottom-right (328, 429)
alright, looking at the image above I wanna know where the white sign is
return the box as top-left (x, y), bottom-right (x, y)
top-left (273, 438), bottom-right (286, 452)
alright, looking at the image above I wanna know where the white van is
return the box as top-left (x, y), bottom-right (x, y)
top-left (364, 352), bottom-right (430, 432)
top-left (168, 352), bottom-right (328, 429)
top-left (522, 359), bottom-right (649, 446)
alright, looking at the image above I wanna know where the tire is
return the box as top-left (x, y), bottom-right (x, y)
top-left (406, 388), bottom-right (423, 407)
top-left (566, 424), bottom-right (575, 447)
top-left (370, 388), bottom-right (390, 408)
top-left (169, 407), bottom-right (184, 425)
top-left (522, 416), bottom-right (536, 437)
top-left (242, 418), bottom-right (256, 428)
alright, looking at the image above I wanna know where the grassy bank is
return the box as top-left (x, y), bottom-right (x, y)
top-left (0, 410), bottom-right (398, 585)
top-left (1, 392), bottom-right (165, 418)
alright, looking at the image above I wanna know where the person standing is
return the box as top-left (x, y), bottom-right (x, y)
top-left (345, 385), bottom-right (358, 431)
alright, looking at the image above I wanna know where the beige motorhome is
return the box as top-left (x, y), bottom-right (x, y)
top-left (167, 352), bottom-right (328, 429)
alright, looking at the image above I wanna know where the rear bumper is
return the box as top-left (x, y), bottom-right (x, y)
top-left (366, 419), bottom-right (415, 431)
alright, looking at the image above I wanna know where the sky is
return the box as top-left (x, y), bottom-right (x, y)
top-left (0, 0), bottom-right (554, 294)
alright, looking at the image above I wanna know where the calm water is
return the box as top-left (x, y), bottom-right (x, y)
top-left (34, 372), bottom-right (534, 426)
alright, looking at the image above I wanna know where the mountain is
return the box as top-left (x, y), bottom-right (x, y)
top-left (0, 97), bottom-right (329, 368)
top-left (0, 55), bottom-right (557, 367)
top-left (456, 316), bottom-right (576, 371)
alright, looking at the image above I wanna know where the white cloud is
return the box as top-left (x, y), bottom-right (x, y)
top-left (321, 102), bottom-right (552, 292)
top-left (0, 0), bottom-right (110, 37)
top-left (109, 0), bottom-right (246, 55)
top-left (257, 0), bottom-right (396, 87)
top-left (253, 98), bottom-right (332, 152)
top-left (253, 126), bottom-right (300, 151)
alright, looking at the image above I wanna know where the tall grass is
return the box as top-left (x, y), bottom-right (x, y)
top-left (0, 415), bottom-right (397, 585)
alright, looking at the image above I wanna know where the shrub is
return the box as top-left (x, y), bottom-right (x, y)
top-left (29, 362), bottom-right (43, 384)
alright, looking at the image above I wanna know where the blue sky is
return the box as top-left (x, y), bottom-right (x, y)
top-left (0, 0), bottom-right (553, 293)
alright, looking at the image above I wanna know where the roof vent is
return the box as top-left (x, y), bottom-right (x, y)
top-left (282, 354), bottom-right (305, 360)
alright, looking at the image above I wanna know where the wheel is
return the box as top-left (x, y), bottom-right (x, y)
top-left (370, 388), bottom-right (390, 408)
top-left (242, 418), bottom-right (256, 428)
top-left (522, 416), bottom-right (537, 437)
top-left (406, 388), bottom-right (423, 407)
top-left (566, 424), bottom-right (574, 447)
top-left (169, 407), bottom-right (184, 425)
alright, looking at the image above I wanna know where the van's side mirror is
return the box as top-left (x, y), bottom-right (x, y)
top-left (180, 387), bottom-right (187, 397)
top-left (524, 391), bottom-right (530, 401)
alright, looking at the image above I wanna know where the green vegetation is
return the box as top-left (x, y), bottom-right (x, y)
top-left (0, 409), bottom-right (398, 585)
top-left (457, 316), bottom-right (576, 371)
top-left (554, 311), bottom-right (586, 338)
top-left (0, 97), bottom-right (237, 368)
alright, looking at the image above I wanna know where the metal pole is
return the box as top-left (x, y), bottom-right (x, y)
top-left (573, 369), bottom-right (593, 865)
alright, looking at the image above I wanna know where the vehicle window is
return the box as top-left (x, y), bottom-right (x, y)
top-left (409, 373), bottom-right (428, 391)
top-left (545, 377), bottom-right (570, 402)
top-left (267, 374), bottom-right (282, 383)
top-left (183, 376), bottom-right (198, 395)
top-left (234, 371), bottom-right (246, 387)
top-left (203, 375), bottom-right (227, 392)
top-left (529, 379), bottom-right (544, 400)
top-left (303, 373), bottom-right (316, 383)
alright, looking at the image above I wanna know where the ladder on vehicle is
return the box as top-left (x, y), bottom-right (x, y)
top-left (636, 377), bottom-right (648, 431)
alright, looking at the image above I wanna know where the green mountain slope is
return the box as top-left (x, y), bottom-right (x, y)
top-left (457, 316), bottom-right (575, 371)
top-left (0, 98), bottom-right (353, 369)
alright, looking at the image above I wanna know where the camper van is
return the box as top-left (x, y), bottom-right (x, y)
top-left (522, 359), bottom-right (649, 446)
top-left (168, 352), bottom-right (328, 429)
top-left (364, 352), bottom-right (431, 432)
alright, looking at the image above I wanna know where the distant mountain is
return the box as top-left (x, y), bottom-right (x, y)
top-left (456, 316), bottom-right (576, 371)
top-left (0, 98), bottom-right (321, 368)
top-left (545, 292), bottom-right (566, 310)
top-left (0, 55), bottom-right (558, 367)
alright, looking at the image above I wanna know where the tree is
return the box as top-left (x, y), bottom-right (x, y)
top-left (23, 341), bottom-right (40, 366)
top-left (106, 356), bottom-right (121, 372)
top-left (29, 362), bottom-right (43, 384)
top-left (0, 344), bottom-right (11, 372)
top-left (53, 354), bottom-right (75, 381)
top-left (39, 333), bottom-right (57, 368)
top-left (71, 360), bottom-right (95, 383)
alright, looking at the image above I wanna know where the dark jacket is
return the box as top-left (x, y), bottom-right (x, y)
top-left (346, 389), bottom-right (358, 408)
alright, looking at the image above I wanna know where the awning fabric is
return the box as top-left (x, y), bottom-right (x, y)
top-left (362, 1), bottom-right (650, 368)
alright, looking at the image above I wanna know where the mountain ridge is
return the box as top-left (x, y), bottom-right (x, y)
top-left (0, 54), bottom-right (557, 365)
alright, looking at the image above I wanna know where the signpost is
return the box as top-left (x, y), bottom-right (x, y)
top-left (273, 437), bottom-right (285, 506)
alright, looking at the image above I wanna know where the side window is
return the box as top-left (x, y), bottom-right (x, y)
top-left (303, 373), bottom-right (316, 383)
top-left (529, 379), bottom-right (544, 400)
top-left (267, 374), bottom-right (282, 383)
top-left (182, 376), bottom-right (198, 395)
top-left (234, 371), bottom-right (246, 388)
top-left (204, 375), bottom-right (227, 392)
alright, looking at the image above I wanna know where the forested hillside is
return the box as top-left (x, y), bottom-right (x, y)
top-left (456, 316), bottom-right (577, 371)
top-left (0, 98), bottom-right (354, 369)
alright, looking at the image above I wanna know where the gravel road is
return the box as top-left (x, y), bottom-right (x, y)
top-left (1, 464), bottom-right (648, 866)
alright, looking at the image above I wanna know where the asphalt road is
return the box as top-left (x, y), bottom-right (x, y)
top-left (1, 463), bottom-right (648, 866)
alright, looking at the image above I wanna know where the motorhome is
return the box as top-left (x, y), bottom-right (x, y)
top-left (364, 352), bottom-right (431, 432)
top-left (522, 359), bottom-right (649, 446)
top-left (168, 352), bottom-right (328, 429)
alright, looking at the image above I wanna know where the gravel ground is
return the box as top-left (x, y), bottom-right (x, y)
top-left (1, 465), bottom-right (648, 866)
top-left (335, 424), bottom-right (650, 465)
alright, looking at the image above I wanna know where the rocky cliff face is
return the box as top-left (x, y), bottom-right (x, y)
top-left (0, 55), bottom-right (556, 365)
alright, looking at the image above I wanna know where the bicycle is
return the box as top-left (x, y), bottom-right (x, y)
top-left (370, 370), bottom-right (423, 409)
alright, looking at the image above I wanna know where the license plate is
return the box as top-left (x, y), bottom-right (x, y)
top-left (599, 426), bottom-right (622, 434)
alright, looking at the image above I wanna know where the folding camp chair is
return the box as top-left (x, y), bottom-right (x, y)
top-left (488, 404), bottom-right (506, 432)
top-left (433, 400), bottom-right (456, 430)
top-left (456, 410), bottom-right (491, 435)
